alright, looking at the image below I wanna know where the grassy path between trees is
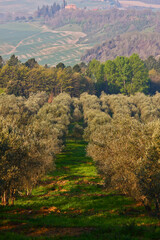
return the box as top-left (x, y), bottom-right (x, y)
top-left (0, 139), bottom-right (160, 240)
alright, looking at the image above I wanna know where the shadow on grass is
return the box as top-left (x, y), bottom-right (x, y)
top-left (0, 139), bottom-right (160, 240)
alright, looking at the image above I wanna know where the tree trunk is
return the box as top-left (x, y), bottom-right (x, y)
top-left (26, 186), bottom-right (32, 196)
top-left (155, 199), bottom-right (159, 214)
top-left (10, 197), bottom-right (15, 206)
top-left (26, 187), bottom-right (29, 196)
top-left (10, 190), bottom-right (15, 206)
top-left (144, 204), bottom-right (152, 212)
top-left (142, 197), bottom-right (152, 213)
top-left (2, 191), bottom-right (9, 206)
top-left (1, 195), bottom-right (4, 205)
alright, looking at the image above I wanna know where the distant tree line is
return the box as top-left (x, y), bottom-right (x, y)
top-left (87, 54), bottom-right (150, 95)
top-left (144, 56), bottom-right (160, 73)
top-left (144, 56), bottom-right (160, 94)
top-left (0, 55), bottom-right (94, 98)
top-left (35, 3), bottom-right (61, 18)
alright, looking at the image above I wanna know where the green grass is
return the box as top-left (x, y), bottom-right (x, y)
top-left (55, 24), bottom-right (82, 32)
top-left (0, 88), bottom-right (6, 94)
top-left (0, 138), bottom-right (159, 239)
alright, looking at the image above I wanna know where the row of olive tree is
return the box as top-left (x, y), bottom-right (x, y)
top-left (80, 93), bottom-right (160, 213)
top-left (100, 91), bottom-right (160, 123)
top-left (80, 93), bottom-right (111, 141)
top-left (0, 92), bottom-right (72, 205)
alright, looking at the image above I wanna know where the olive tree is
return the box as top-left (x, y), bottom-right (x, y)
top-left (87, 117), bottom-right (160, 213)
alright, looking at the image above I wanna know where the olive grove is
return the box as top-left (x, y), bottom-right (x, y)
top-left (0, 91), bottom-right (160, 213)
top-left (81, 92), bottom-right (160, 213)
top-left (0, 92), bottom-right (72, 205)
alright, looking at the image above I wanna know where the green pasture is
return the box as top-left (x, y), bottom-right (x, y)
top-left (55, 24), bottom-right (82, 32)
top-left (0, 22), bottom-right (41, 45)
top-left (0, 88), bottom-right (5, 94)
top-left (0, 135), bottom-right (159, 239)
top-left (0, 22), bottom-right (91, 66)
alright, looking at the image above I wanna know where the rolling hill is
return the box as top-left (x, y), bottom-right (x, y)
top-left (81, 32), bottom-right (160, 62)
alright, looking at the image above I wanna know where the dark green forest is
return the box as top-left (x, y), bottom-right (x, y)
top-left (1, 53), bottom-right (160, 97)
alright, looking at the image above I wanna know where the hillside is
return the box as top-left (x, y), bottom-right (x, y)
top-left (1, 8), bottom-right (160, 66)
top-left (0, 22), bottom-right (90, 67)
top-left (81, 32), bottom-right (160, 63)
top-left (48, 8), bottom-right (160, 44)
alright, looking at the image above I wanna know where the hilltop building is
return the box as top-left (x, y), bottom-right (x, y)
top-left (65, 4), bottom-right (77, 10)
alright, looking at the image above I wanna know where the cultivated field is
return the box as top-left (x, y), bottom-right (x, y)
top-left (119, 0), bottom-right (160, 8)
top-left (0, 22), bottom-right (92, 66)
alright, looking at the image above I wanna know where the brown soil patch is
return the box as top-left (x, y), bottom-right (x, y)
top-left (6, 209), bottom-right (33, 215)
top-left (31, 206), bottom-right (61, 216)
top-left (75, 179), bottom-right (98, 185)
top-left (137, 222), bottom-right (160, 227)
top-left (124, 202), bottom-right (143, 208)
top-left (0, 222), bottom-right (26, 231)
top-left (56, 180), bottom-right (69, 186)
top-left (39, 206), bottom-right (59, 213)
top-left (27, 227), bottom-right (93, 237)
top-left (6, 206), bottom-right (61, 216)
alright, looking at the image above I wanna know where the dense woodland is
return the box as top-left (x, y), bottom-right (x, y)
top-left (0, 55), bottom-right (94, 98)
top-left (1, 54), bottom-right (160, 97)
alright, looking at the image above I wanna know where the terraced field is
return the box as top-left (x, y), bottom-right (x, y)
top-left (0, 22), bottom-right (91, 66)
